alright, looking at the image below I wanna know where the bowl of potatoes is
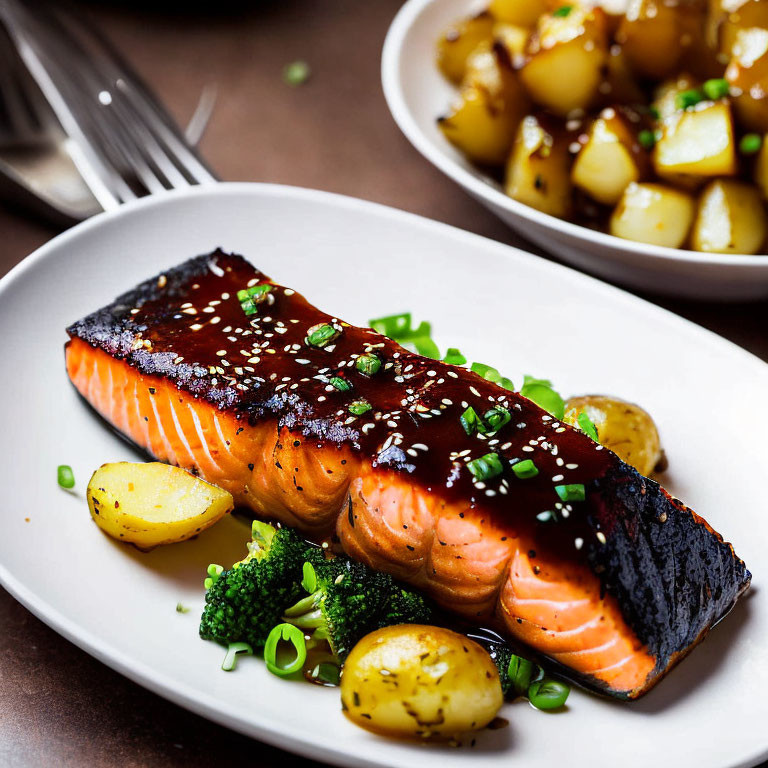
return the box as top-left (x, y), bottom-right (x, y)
top-left (382, 0), bottom-right (768, 300)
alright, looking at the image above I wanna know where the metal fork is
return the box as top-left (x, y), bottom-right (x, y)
top-left (0, 0), bottom-right (217, 216)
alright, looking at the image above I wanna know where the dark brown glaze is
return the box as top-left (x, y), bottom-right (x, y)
top-left (66, 250), bottom-right (751, 683)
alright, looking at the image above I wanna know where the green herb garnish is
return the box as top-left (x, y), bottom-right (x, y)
top-left (676, 88), bottom-right (704, 111)
top-left (507, 655), bottom-right (538, 697)
top-left (552, 5), bottom-right (573, 17)
top-left (330, 376), bottom-right (351, 392)
top-left (702, 78), bottom-right (730, 101)
top-left (460, 406), bottom-right (485, 435)
top-left (555, 483), bottom-right (586, 502)
top-left (283, 60), bottom-right (310, 87)
top-left (301, 561), bottom-right (318, 593)
top-left (638, 129), bottom-right (656, 150)
top-left (204, 563), bottom-right (224, 590)
top-left (349, 399), bottom-right (372, 415)
top-left (520, 375), bottom-right (565, 420)
top-left (369, 312), bottom-right (439, 359)
top-left (306, 323), bottom-right (340, 348)
top-left (484, 406), bottom-right (511, 432)
top-left (467, 452), bottom-right (504, 481)
top-left (57, 464), bottom-right (75, 489)
top-left (263, 623), bottom-right (307, 677)
top-left (443, 347), bottom-right (467, 365)
top-left (577, 411), bottom-right (599, 442)
top-left (471, 362), bottom-right (514, 390)
top-left (740, 133), bottom-right (763, 155)
top-left (512, 459), bottom-right (539, 479)
top-left (176, 602), bottom-right (190, 614)
top-left (355, 353), bottom-right (381, 376)
top-left (221, 641), bottom-right (253, 672)
top-left (238, 284), bottom-right (272, 316)
top-left (310, 661), bottom-right (341, 686)
top-left (528, 678), bottom-right (570, 710)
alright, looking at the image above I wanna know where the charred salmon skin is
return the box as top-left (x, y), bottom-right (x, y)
top-left (65, 250), bottom-right (750, 699)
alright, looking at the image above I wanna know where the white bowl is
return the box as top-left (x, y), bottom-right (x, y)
top-left (381, 0), bottom-right (768, 301)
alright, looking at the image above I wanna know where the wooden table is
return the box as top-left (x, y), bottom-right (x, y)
top-left (1, 2), bottom-right (766, 765)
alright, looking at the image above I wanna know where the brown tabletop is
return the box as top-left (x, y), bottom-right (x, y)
top-left (1, 2), bottom-right (767, 766)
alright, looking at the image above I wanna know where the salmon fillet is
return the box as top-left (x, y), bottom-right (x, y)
top-left (65, 250), bottom-right (750, 699)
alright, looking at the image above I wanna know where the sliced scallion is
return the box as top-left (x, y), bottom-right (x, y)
top-left (554, 483), bottom-right (586, 502)
top-left (221, 641), bottom-right (253, 672)
top-left (512, 459), bottom-right (538, 479)
top-left (306, 323), bottom-right (340, 348)
top-left (57, 465), bottom-right (75, 489)
top-left (467, 452), bottom-right (504, 481)
top-left (264, 623), bottom-right (307, 677)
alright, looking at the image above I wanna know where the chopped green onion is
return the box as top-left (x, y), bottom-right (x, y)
top-left (236, 289), bottom-right (249, 302)
top-left (702, 78), bottom-right (730, 100)
top-left (443, 347), bottom-right (467, 365)
top-left (411, 335), bottom-right (441, 360)
top-left (369, 312), bottom-right (414, 338)
top-left (221, 641), bottom-right (253, 672)
top-left (528, 678), bottom-right (570, 710)
top-left (283, 60), bottom-right (310, 87)
top-left (57, 464), bottom-right (75, 489)
top-left (204, 563), bottom-right (224, 590)
top-left (577, 411), bottom-right (599, 442)
top-left (330, 376), bottom-right (351, 392)
top-left (264, 623), bottom-right (308, 677)
top-left (355, 353), bottom-right (381, 376)
top-left (676, 88), bottom-right (704, 111)
top-left (555, 483), bottom-right (586, 502)
top-left (240, 298), bottom-right (258, 316)
top-left (460, 406), bottom-right (485, 435)
top-left (507, 655), bottom-right (538, 697)
top-left (306, 323), bottom-right (340, 348)
top-left (175, 602), bottom-right (190, 614)
top-left (638, 129), bottom-right (656, 150)
top-left (536, 510), bottom-right (559, 523)
top-left (740, 133), bottom-right (763, 155)
top-left (310, 661), bottom-right (341, 686)
top-left (552, 4), bottom-right (573, 16)
top-left (520, 375), bottom-right (565, 420)
top-left (471, 362), bottom-right (514, 390)
top-left (238, 284), bottom-right (272, 317)
top-left (349, 399), bottom-right (372, 415)
top-left (467, 452), bottom-right (504, 481)
top-left (648, 106), bottom-right (660, 121)
top-left (484, 406), bottom-right (511, 432)
top-left (512, 459), bottom-right (539, 479)
top-left (301, 562), bottom-right (317, 593)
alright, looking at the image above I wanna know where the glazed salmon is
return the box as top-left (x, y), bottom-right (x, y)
top-left (65, 251), bottom-right (750, 699)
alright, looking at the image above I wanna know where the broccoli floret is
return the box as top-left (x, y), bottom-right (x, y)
top-left (282, 558), bottom-right (433, 662)
top-left (199, 521), bottom-right (324, 648)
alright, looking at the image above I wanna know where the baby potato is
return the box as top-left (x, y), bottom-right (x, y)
top-left (87, 462), bottom-right (233, 549)
top-left (726, 27), bottom-right (768, 133)
top-left (437, 12), bottom-right (495, 84)
top-left (488, 0), bottom-right (550, 27)
top-left (616, 0), bottom-right (683, 80)
top-left (610, 182), bottom-right (695, 248)
top-left (564, 395), bottom-right (662, 477)
top-left (340, 625), bottom-right (503, 740)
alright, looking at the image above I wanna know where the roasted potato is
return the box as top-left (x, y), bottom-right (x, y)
top-left (340, 625), bottom-right (503, 740)
top-left (505, 114), bottom-right (572, 216)
top-left (87, 462), bottom-right (233, 549)
top-left (710, 0), bottom-right (768, 56)
top-left (654, 101), bottom-right (737, 179)
top-left (725, 27), bottom-right (768, 132)
top-left (610, 182), bottom-right (696, 247)
top-left (691, 178), bottom-right (767, 253)
top-left (437, 12), bottom-right (495, 84)
top-left (571, 107), bottom-right (649, 204)
top-left (564, 395), bottom-right (662, 477)
top-left (438, 42), bottom-right (529, 165)
top-left (616, 0), bottom-right (683, 80)
top-left (520, 6), bottom-right (608, 116)
top-left (493, 22), bottom-right (530, 67)
top-left (488, 0), bottom-right (550, 27)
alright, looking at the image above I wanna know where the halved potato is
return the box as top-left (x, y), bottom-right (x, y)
top-left (520, 6), bottom-right (608, 116)
top-left (571, 107), bottom-right (649, 204)
top-left (654, 101), bottom-right (737, 179)
top-left (505, 114), bottom-right (572, 216)
top-left (616, 0), bottom-right (683, 80)
top-left (610, 182), bottom-right (695, 247)
top-left (564, 395), bottom-right (662, 477)
top-left (438, 42), bottom-right (529, 165)
top-left (725, 27), bottom-right (768, 132)
top-left (437, 12), bottom-right (495, 84)
top-left (87, 462), bottom-right (234, 549)
top-left (488, 0), bottom-right (550, 27)
top-left (691, 179), bottom-right (767, 253)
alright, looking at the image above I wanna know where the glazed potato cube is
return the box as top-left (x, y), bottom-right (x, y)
top-left (754, 133), bottom-right (768, 197)
top-left (654, 101), bottom-right (737, 178)
top-left (725, 27), bottom-right (768, 132)
top-left (505, 114), bottom-right (572, 216)
top-left (652, 74), bottom-right (700, 121)
top-left (488, 0), bottom-right (550, 27)
top-left (616, 0), bottom-right (683, 79)
top-left (710, 0), bottom-right (768, 56)
top-left (520, 6), bottom-right (608, 116)
top-left (692, 179), bottom-right (767, 253)
top-left (438, 43), bottom-right (529, 165)
top-left (437, 12), bottom-right (495, 83)
top-left (493, 22), bottom-right (530, 66)
top-left (571, 108), bottom-right (648, 204)
top-left (610, 182), bottom-right (695, 248)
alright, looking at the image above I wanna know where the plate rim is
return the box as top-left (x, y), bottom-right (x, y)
top-left (2, 181), bottom-right (767, 768)
top-left (380, 0), bottom-right (768, 270)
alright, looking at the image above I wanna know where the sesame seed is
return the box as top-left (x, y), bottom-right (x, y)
top-left (575, 538), bottom-right (584, 550)
top-left (469, 386), bottom-right (481, 397)
top-left (190, 324), bottom-right (203, 331)
top-left (552, 474), bottom-right (564, 482)
top-left (596, 532), bottom-right (606, 545)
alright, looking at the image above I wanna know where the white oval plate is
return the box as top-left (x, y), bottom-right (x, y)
top-left (381, 0), bottom-right (768, 301)
top-left (0, 183), bottom-right (766, 768)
